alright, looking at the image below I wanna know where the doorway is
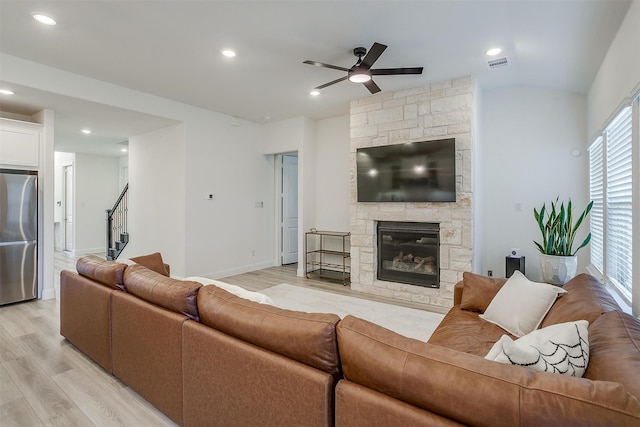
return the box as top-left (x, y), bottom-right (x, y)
top-left (63, 164), bottom-right (74, 252)
top-left (279, 153), bottom-right (298, 265)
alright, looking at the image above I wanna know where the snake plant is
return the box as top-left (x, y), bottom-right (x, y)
top-left (533, 198), bottom-right (593, 256)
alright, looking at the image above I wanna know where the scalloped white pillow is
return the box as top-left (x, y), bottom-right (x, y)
top-left (183, 277), bottom-right (274, 305)
top-left (479, 270), bottom-right (567, 337)
top-left (486, 320), bottom-right (589, 377)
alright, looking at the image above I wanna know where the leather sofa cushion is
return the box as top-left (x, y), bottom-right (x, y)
top-left (129, 252), bottom-right (170, 277)
top-left (540, 273), bottom-right (620, 327)
top-left (338, 315), bottom-right (640, 426)
top-left (123, 264), bottom-right (201, 321)
top-left (76, 255), bottom-right (126, 290)
top-left (427, 306), bottom-right (514, 356)
top-left (584, 310), bottom-right (640, 398)
top-left (459, 272), bottom-right (506, 313)
top-left (197, 285), bottom-right (341, 375)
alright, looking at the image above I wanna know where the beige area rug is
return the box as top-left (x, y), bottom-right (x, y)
top-left (261, 284), bottom-right (445, 342)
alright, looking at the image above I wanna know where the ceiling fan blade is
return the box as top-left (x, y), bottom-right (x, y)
top-left (371, 67), bottom-right (424, 75)
top-left (303, 60), bottom-right (350, 72)
top-left (315, 75), bottom-right (349, 90)
top-left (360, 42), bottom-right (387, 69)
top-left (363, 79), bottom-right (381, 94)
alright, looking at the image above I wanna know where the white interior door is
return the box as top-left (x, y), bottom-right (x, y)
top-left (281, 154), bottom-right (298, 264)
top-left (63, 165), bottom-right (74, 252)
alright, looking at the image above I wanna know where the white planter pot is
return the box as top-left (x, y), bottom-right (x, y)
top-left (539, 254), bottom-right (577, 285)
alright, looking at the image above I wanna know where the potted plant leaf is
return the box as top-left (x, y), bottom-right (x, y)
top-left (533, 197), bottom-right (593, 285)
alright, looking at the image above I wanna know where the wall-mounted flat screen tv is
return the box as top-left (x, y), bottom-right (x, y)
top-left (356, 138), bottom-right (456, 202)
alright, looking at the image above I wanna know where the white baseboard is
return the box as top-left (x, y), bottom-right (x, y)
top-left (73, 247), bottom-right (106, 256)
top-left (184, 260), bottom-right (276, 281)
top-left (41, 288), bottom-right (56, 300)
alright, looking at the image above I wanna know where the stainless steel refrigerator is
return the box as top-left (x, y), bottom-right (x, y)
top-left (0, 169), bottom-right (38, 305)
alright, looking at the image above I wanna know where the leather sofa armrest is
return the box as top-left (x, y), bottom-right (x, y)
top-left (164, 263), bottom-right (170, 276)
top-left (453, 281), bottom-right (464, 306)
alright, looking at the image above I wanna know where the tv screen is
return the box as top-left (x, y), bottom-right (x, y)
top-left (357, 138), bottom-right (456, 202)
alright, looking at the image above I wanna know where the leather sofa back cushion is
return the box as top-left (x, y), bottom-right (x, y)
top-left (584, 310), bottom-right (640, 398)
top-left (123, 264), bottom-right (201, 321)
top-left (197, 285), bottom-right (340, 375)
top-left (129, 252), bottom-right (170, 277)
top-left (459, 272), bottom-right (506, 313)
top-left (540, 273), bottom-right (620, 328)
top-left (337, 315), bottom-right (640, 426)
top-left (76, 255), bottom-right (126, 290)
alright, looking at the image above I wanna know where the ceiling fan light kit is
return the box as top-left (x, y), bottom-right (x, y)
top-left (348, 69), bottom-right (371, 83)
top-left (304, 42), bottom-right (423, 94)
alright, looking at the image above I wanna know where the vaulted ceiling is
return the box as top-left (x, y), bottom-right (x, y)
top-left (0, 1), bottom-right (632, 155)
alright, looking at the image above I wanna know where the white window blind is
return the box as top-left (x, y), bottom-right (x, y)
top-left (605, 106), bottom-right (633, 298)
top-left (589, 136), bottom-right (604, 273)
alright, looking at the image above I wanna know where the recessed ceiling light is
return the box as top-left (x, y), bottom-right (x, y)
top-left (0, 89), bottom-right (14, 95)
top-left (310, 90), bottom-right (320, 96)
top-left (121, 148), bottom-right (128, 153)
top-left (222, 49), bottom-right (236, 58)
top-left (486, 47), bottom-right (502, 56)
top-left (33, 14), bottom-right (56, 26)
top-left (81, 129), bottom-right (92, 134)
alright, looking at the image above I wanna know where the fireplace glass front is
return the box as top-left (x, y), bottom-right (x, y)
top-left (377, 221), bottom-right (439, 288)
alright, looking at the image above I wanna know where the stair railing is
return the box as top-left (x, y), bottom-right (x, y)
top-left (106, 183), bottom-right (129, 260)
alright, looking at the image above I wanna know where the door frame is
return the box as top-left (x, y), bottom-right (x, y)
top-left (62, 164), bottom-right (74, 253)
top-left (274, 152), bottom-right (299, 266)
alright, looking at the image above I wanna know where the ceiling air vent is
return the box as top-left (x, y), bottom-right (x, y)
top-left (487, 57), bottom-right (509, 69)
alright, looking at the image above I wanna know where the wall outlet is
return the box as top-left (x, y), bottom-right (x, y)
top-left (488, 270), bottom-right (493, 277)
top-left (206, 193), bottom-right (214, 200)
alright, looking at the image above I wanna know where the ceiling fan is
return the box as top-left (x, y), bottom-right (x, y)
top-left (303, 42), bottom-right (423, 94)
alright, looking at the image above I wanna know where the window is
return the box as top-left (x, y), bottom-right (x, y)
top-left (605, 107), bottom-right (633, 298)
top-left (589, 104), bottom-right (634, 302)
top-left (588, 137), bottom-right (604, 273)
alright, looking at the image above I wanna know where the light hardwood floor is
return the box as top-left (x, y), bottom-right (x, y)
top-left (1, 251), bottom-right (444, 426)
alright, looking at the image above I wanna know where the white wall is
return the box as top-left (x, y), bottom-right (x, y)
top-left (472, 81), bottom-right (484, 274)
top-left (74, 153), bottom-right (120, 254)
top-left (262, 117), bottom-right (304, 155)
top-left (32, 109), bottom-right (55, 299)
top-left (299, 117), bottom-right (317, 276)
top-left (587, 0), bottom-right (640, 138)
top-left (314, 115), bottom-right (350, 231)
top-left (124, 124), bottom-right (187, 272)
top-left (184, 116), bottom-right (273, 278)
top-left (481, 86), bottom-right (589, 280)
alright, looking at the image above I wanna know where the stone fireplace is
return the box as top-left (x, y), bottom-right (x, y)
top-left (350, 77), bottom-right (475, 310)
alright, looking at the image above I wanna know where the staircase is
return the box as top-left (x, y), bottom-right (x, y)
top-left (106, 183), bottom-right (129, 260)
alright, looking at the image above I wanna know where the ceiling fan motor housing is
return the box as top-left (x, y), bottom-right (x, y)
top-left (353, 46), bottom-right (367, 58)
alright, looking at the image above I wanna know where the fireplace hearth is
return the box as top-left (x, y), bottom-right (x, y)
top-left (377, 221), bottom-right (440, 288)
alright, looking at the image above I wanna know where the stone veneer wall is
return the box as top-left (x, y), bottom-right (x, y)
top-left (350, 76), bottom-right (475, 310)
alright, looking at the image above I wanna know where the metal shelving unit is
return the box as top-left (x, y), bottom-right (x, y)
top-left (305, 230), bottom-right (350, 285)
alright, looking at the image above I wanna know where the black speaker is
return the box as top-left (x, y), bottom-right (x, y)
top-left (506, 256), bottom-right (525, 278)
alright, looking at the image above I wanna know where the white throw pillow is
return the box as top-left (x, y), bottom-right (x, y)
top-left (485, 320), bottom-right (589, 377)
top-left (479, 270), bottom-right (567, 337)
top-left (183, 277), bottom-right (274, 305)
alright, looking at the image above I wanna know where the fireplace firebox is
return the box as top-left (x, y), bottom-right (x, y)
top-left (377, 221), bottom-right (439, 288)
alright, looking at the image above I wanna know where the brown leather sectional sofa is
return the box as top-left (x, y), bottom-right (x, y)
top-left (60, 256), bottom-right (640, 426)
